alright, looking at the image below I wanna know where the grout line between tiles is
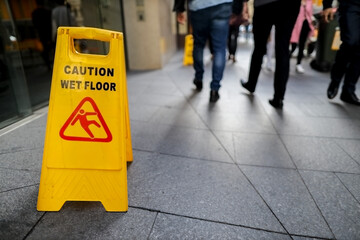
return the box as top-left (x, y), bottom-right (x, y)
top-left (129, 206), bottom-right (334, 240)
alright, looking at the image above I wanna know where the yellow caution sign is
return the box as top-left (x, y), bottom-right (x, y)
top-left (37, 27), bottom-right (132, 212)
top-left (183, 34), bottom-right (194, 66)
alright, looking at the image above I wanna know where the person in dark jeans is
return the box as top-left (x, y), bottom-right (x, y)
top-left (324, 0), bottom-right (360, 106)
top-left (173, 0), bottom-right (232, 103)
top-left (240, 0), bottom-right (301, 108)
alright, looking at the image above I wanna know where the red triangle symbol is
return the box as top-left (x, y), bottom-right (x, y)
top-left (59, 97), bottom-right (112, 142)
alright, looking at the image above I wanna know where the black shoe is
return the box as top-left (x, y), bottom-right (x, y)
top-left (269, 98), bottom-right (283, 109)
top-left (193, 79), bottom-right (203, 91)
top-left (340, 92), bottom-right (360, 106)
top-left (209, 90), bottom-right (220, 103)
top-left (327, 80), bottom-right (339, 99)
top-left (240, 79), bottom-right (254, 93)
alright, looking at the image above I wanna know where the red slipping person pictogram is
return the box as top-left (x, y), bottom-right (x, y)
top-left (59, 97), bottom-right (112, 142)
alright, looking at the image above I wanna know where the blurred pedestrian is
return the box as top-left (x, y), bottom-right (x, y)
top-left (323, 0), bottom-right (360, 106)
top-left (290, 0), bottom-right (314, 74)
top-left (52, 0), bottom-right (77, 42)
top-left (173, 0), bottom-right (232, 103)
top-left (32, 0), bottom-right (53, 70)
top-left (240, 0), bottom-right (301, 109)
top-left (228, 0), bottom-right (248, 63)
top-left (243, 0), bottom-right (254, 40)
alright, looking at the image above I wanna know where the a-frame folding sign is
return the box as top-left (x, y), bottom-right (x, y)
top-left (183, 34), bottom-right (193, 66)
top-left (37, 27), bottom-right (132, 212)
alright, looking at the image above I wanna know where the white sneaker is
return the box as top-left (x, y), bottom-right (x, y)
top-left (296, 64), bottom-right (305, 74)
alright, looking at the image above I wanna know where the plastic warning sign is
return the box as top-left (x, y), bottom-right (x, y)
top-left (183, 34), bottom-right (194, 66)
top-left (37, 27), bottom-right (132, 212)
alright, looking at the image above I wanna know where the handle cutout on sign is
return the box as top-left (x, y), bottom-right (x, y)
top-left (73, 39), bottom-right (110, 55)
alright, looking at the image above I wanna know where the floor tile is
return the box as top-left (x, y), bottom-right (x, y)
top-left (197, 111), bottom-right (276, 134)
top-left (0, 186), bottom-right (43, 240)
top-left (128, 153), bottom-right (286, 233)
top-left (282, 136), bottom-right (360, 173)
top-left (0, 126), bottom-right (45, 153)
top-left (300, 170), bottom-right (360, 240)
top-left (0, 148), bottom-right (43, 171)
top-left (27, 204), bottom-right (156, 240)
top-left (271, 116), bottom-right (360, 138)
top-left (233, 133), bottom-right (295, 168)
top-left (131, 121), bottom-right (233, 163)
top-left (336, 173), bottom-right (360, 203)
top-left (298, 102), bottom-right (358, 119)
top-left (132, 92), bottom-right (188, 109)
top-left (192, 93), bottom-right (266, 115)
top-left (148, 106), bottom-right (208, 129)
top-left (241, 166), bottom-right (333, 238)
top-left (149, 213), bottom-right (291, 240)
top-left (335, 139), bottom-right (360, 165)
top-left (129, 104), bottom-right (160, 122)
top-left (212, 131), bottom-right (236, 160)
top-left (144, 81), bottom-right (184, 97)
top-left (0, 168), bottom-right (40, 192)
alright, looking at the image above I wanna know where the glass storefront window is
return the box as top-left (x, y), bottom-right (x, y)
top-left (11, 0), bottom-right (54, 108)
top-left (0, 0), bottom-right (32, 128)
top-left (0, 0), bottom-right (125, 129)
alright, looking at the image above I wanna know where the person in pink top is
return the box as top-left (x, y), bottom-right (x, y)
top-left (290, 0), bottom-right (314, 74)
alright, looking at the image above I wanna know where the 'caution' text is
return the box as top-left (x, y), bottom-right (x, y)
top-left (64, 65), bottom-right (114, 77)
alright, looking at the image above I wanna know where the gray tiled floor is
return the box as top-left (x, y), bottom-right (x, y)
top-left (1, 37), bottom-right (360, 239)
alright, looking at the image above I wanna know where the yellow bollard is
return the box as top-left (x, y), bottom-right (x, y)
top-left (183, 34), bottom-right (194, 66)
top-left (37, 27), bottom-right (132, 212)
